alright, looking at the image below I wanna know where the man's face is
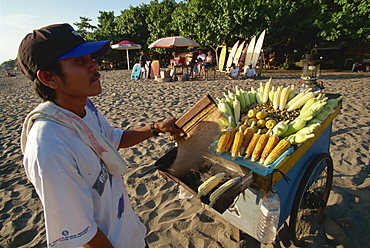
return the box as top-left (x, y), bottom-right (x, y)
top-left (54, 54), bottom-right (102, 100)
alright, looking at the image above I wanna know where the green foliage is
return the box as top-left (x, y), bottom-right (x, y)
top-left (1, 59), bottom-right (16, 68)
top-left (68, 0), bottom-right (370, 66)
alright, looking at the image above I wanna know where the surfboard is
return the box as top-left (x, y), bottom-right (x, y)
top-left (238, 43), bottom-right (249, 69)
top-left (251, 30), bottom-right (266, 67)
top-left (131, 63), bottom-right (141, 79)
top-left (226, 40), bottom-right (240, 69)
top-left (244, 36), bottom-right (256, 68)
top-left (150, 60), bottom-right (160, 78)
top-left (233, 40), bottom-right (245, 66)
top-left (218, 43), bottom-right (227, 71)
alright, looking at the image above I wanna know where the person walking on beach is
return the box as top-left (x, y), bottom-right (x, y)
top-left (18, 23), bottom-right (184, 248)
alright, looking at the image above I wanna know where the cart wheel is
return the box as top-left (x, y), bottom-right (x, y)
top-left (289, 153), bottom-right (333, 246)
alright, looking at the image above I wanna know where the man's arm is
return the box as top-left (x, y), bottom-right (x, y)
top-left (118, 117), bottom-right (184, 148)
top-left (82, 228), bottom-right (113, 248)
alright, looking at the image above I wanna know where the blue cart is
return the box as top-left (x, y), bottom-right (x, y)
top-left (157, 95), bottom-right (341, 246)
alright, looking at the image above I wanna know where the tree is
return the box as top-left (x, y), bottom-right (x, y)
top-left (73, 17), bottom-right (97, 39)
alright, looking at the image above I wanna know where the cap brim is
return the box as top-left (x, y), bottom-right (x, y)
top-left (57, 40), bottom-right (110, 60)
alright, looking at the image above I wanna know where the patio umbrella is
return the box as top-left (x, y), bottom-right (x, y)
top-left (148, 36), bottom-right (200, 49)
top-left (111, 40), bottom-right (142, 70)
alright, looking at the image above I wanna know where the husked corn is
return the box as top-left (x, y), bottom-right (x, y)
top-left (197, 173), bottom-right (226, 197)
top-left (260, 134), bottom-right (280, 164)
top-left (225, 128), bottom-right (238, 152)
top-left (240, 121), bottom-right (256, 156)
top-left (251, 132), bottom-right (270, 162)
top-left (208, 177), bottom-right (241, 208)
top-left (263, 138), bottom-right (291, 165)
top-left (230, 126), bottom-right (244, 160)
top-left (216, 129), bottom-right (232, 154)
top-left (244, 129), bottom-right (261, 159)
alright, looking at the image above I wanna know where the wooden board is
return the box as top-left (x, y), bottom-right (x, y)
top-left (150, 60), bottom-right (160, 78)
top-left (175, 94), bottom-right (218, 135)
top-left (131, 63), bottom-right (141, 79)
top-left (244, 36), bottom-right (256, 68)
top-left (226, 40), bottom-right (240, 69)
top-left (251, 30), bottom-right (266, 67)
top-left (218, 43), bottom-right (227, 71)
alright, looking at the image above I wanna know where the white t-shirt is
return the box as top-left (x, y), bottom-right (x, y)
top-left (245, 67), bottom-right (257, 77)
top-left (197, 53), bottom-right (206, 62)
top-left (230, 67), bottom-right (239, 77)
top-left (23, 103), bottom-right (147, 248)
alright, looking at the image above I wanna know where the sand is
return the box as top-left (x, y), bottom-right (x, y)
top-left (0, 69), bottom-right (369, 248)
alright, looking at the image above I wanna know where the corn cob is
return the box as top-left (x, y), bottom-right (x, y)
top-left (208, 177), bottom-right (241, 208)
top-left (251, 130), bottom-right (271, 162)
top-left (225, 126), bottom-right (238, 152)
top-left (244, 129), bottom-right (261, 159)
top-left (197, 172), bottom-right (226, 197)
top-left (285, 89), bottom-right (308, 110)
top-left (282, 116), bottom-right (313, 137)
top-left (241, 89), bottom-right (251, 107)
top-left (286, 91), bottom-right (316, 112)
top-left (260, 134), bottom-right (280, 164)
top-left (287, 85), bottom-right (296, 101)
top-left (271, 120), bottom-right (289, 137)
top-left (273, 86), bottom-right (282, 110)
top-left (240, 121), bottom-right (256, 156)
top-left (326, 95), bottom-right (343, 108)
top-left (233, 97), bottom-right (241, 123)
top-left (216, 129), bottom-right (232, 154)
top-left (235, 86), bottom-right (246, 110)
top-left (269, 86), bottom-right (276, 103)
top-left (279, 86), bottom-right (290, 110)
top-left (263, 138), bottom-right (291, 165)
top-left (289, 133), bottom-right (315, 145)
top-left (295, 123), bottom-right (320, 135)
top-left (262, 78), bottom-right (272, 103)
top-left (216, 116), bottom-right (233, 154)
top-left (300, 97), bottom-right (319, 114)
top-left (230, 126), bottom-right (245, 159)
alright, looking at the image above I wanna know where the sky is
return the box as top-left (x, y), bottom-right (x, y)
top-left (0, 0), bottom-right (153, 64)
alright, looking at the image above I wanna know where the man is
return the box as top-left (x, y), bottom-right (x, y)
top-left (18, 23), bottom-right (183, 247)
top-left (244, 62), bottom-right (257, 79)
top-left (194, 49), bottom-right (206, 77)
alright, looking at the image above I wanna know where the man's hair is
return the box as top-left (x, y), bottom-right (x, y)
top-left (33, 61), bottom-right (64, 101)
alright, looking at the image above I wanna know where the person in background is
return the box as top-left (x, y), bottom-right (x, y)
top-left (352, 61), bottom-right (363, 72)
top-left (199, 50), bottom-right (214, 79)
top-left (17, 23), bottom-right (184, 248)
top-left (194, 49), bottom-right (206, 78)
top-left (139, 51), bottom-right (149, 79)
top-left (243, 62), bottom-right (257, 79)
top-left (228, 63), bottom-right (240, 80)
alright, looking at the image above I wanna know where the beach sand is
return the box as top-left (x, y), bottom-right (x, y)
top-left (1, 70), bottom-right (369, 247)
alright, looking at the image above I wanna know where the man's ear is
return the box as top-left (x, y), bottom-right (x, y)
top-left (37, 70), bottom-right (59, 89)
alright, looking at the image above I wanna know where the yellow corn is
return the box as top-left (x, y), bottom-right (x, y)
top-left (239, 121), bottom-right (256, 156)
top-left (251, 131), bottom-right (270, 162)
top-left (208, 177), bottom-right (241, 208)
top-left (197, 172), bottom-right (226, 197)
top-left (225, 128), bottom-right (238, 153)
top-left (286, 92), bottom-right (316, 111)
top-left (260, 134), bottom-right (280, 164)
top-left (216, 129), bottom-right (232, 154)
top-left (243, 129), bottom-right (261, 159)
top-left (263, 138), bottom-right (291, 165)
top-left (230, 126), bottom-right (245, 160)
